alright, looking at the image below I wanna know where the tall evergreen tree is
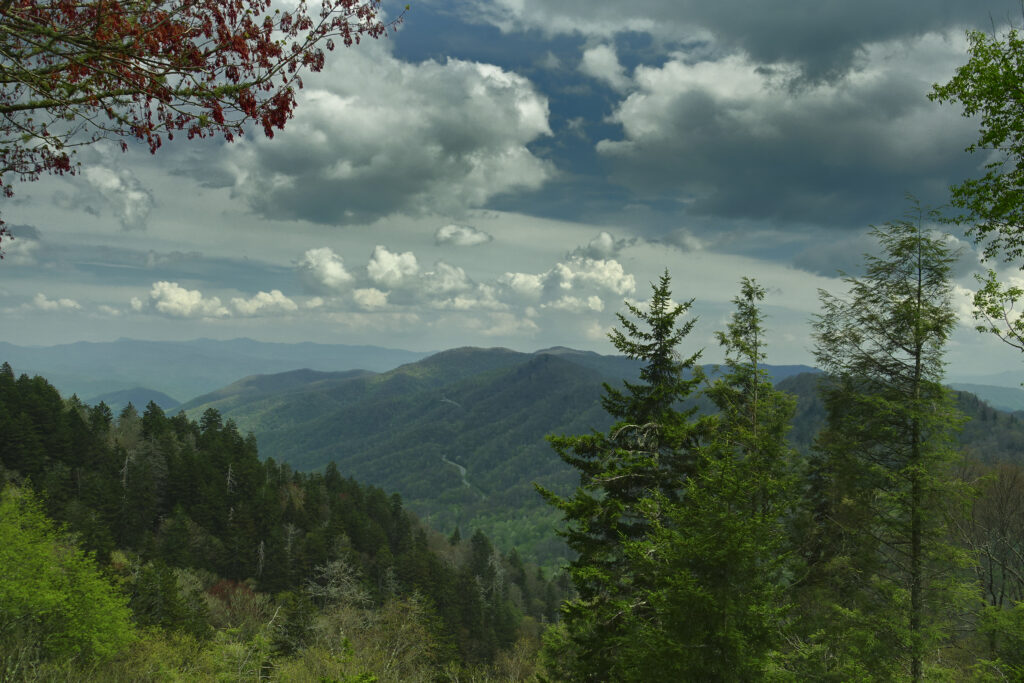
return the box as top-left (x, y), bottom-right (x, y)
top-left (801, 207), bottom-right (972, 680)
top-left (538, 271), bottom-right (703, 680)
top-left (611, 278), bottom-right (797, 681)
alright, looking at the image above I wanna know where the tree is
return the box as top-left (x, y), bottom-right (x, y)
top-left (804, 208), bottom-right (971, 680)
top-left (613, 278), bottom-right (797, 681)
top-left (537, 270), bottom-right (703, 680)
top-left (0, 0), bottom-right (401, 253)
top-left (931, 29), bottom-right (1024, 355)
top-left (0, 484), bottom-right (136, 663)
top-left (931, 28), bottom-right (1024, 263)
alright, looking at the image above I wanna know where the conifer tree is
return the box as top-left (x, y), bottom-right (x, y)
top-left (801, 208), bottom-right (972, 680)
top-left (538, 270), bottom-right (703, 679)
top-left (613, 278), bottom-right (797, 681)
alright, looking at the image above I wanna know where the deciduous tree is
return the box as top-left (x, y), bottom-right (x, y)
top-left (0, 0), bottom-right (401, 253)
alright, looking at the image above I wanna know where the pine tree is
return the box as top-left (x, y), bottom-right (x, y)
top-left (800, 207), bottom-right (972, 680)
top-left (613, 278), bottom-right (797, 681)
top-left (537, 270), bottom-right (703, 680)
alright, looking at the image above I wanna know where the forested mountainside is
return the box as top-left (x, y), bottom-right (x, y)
top-left (779, 372), bottom-right (1024, 463)
top-left (180, 348), bottom-right (1024, 566)
top-left (85, 386), bottom-right (181, 413)
top-left (0, 362), bottom-right (566, 680)
top-left (0, 338), bottom-right (431, 401)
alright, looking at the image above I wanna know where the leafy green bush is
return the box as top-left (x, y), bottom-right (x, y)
top-left (0, 485), bottom-right (135, 664)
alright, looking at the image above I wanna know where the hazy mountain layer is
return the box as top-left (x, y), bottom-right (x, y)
top-left (0, 338), bottom-right (431, 401)
top-left (86, 387), bottom-right (181, 413)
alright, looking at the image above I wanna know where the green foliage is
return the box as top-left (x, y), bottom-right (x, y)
top-left (972, 268), bottom-right (1024, 352)
top-left (0, 485), bottom-right (135, 664)
top-left (974, 602), bottom-right (1024, 680)
top-left (931, 29), bottom-right (1024, 262)
top-left (800, 209), bottom-right (974, 680)
top-left (0, 365), bottom-right (566, 676)
top-left (538, 271), bottom-right (704, 678)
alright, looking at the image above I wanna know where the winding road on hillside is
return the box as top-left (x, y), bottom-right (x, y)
top-left (441, 455), bottom-right (486, 499)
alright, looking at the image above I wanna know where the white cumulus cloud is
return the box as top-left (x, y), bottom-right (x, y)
top-left (367, 246), bottom-right (419, 288)
top-left (543, 295), bottom-right (605, 313)
top-left (232, 290), bottom-right (299, 316)
top-left (551, 256), bottom-right (636, 295)
top-left (435, 224), bottom-right (494, 246)
top-left (423, 262), bottom-right (473, 295)
top-left (580, 44), bottom-right (631, 92)
top-left (499, 272), bottom-right (545, 298)
top-left (82, 165), bottom-right (155, 231)
top-left (298, 247), bottom-right (355, 293)
top-left (147, 282), bottom-right (230, 318)
top-left (353, 288), bottom-right (389, 310)
top-left (32, 293), bottom-right (81, 311)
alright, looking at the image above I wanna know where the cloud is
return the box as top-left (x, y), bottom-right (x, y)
top-left (2, 224), bottom-right (41, 265)
top-left (463, 311), bottom-right (539, 336)
top-left (145, 250), bottom-right (203, 268)
top-left (595, 33), bottom-right (980, 228)
top-left (82, 166), bottom-right (155, 230)
top-left (232, 290), bottom-right (299, 316)
top-left (457, 0), bottom-right (1005, 81)
top-left (571, 231), bottom-right (635, 259)
top-left (585, 320), bottom-right (611, 340)
top-left (436, 283), bottom-right (508, 311)
top-left (97, 305), bottom-right (122, 316)
top-left (32, 293), bottom-right (81, 311)
top-left (423, 261), bottom-right (473, 294)
top-left (353, 288), bottom-right (389, 310)
top-left (298, 247), bottom-right (355, 293)
top-left (500, 272), bottom-right (545, 299)
top-left (435, 224), bottom-right (494, 246)
top-left (543, 295), bottom-right (605, 313)
top-left (222, 45), bottom-right (554, 224)
top-left (951, 284), bottom-right (978, 326)
top-left (579, 44), bottom-right (630, 92)
top-left (367, 246), bottom-right (419, 288)
top-left (550, 256), bottom-right (636, 295)
top-left (146, 281), bottom-right (230, 318)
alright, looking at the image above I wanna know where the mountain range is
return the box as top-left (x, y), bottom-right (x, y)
top-left (176, 346), bottom-right (1024, 564)
top-left (0, 338), bottom-right (431, 401)
top-left (4, 339), bottom-right (1023, 565)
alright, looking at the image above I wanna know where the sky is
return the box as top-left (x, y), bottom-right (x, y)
top-left (3, 0), bottom-right (1024, 379)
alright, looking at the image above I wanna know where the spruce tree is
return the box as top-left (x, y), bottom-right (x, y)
top-left (538, 270), bottom-right (703, 680)
top-left (800, 208), bottom-right (972, 680)
top-left (614, 278), bottom-right (797, 681)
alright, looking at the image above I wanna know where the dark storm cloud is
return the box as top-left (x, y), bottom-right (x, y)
top-left (459, 0), bottom-right (1022, 81)
top-left (6, 224), bottom-right (40, 240)
top-left (595, 36), bottom-right (985, 232)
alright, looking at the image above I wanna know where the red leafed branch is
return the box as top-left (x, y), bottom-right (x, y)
top-left (0, 0), bottom-right (402, 254)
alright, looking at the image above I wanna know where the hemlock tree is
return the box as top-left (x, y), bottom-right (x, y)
top-left (537, 271), bottom-right (703, 680)
top-left (614, 278), bottom-right (798, 681)
top-left (804, 210), bottom-right (972, 681)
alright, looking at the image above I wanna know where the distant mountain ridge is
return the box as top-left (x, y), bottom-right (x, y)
top-left (176, 348), bottom-right (1024, 564)
top-left (172, 348), bottom-right (827, 562)
top-left (0, 338), bottom-right (432, 401)
top-left (949, 383), bottom-right (1024, 413)
top-left (86, 387), bottom-right (181, 413)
